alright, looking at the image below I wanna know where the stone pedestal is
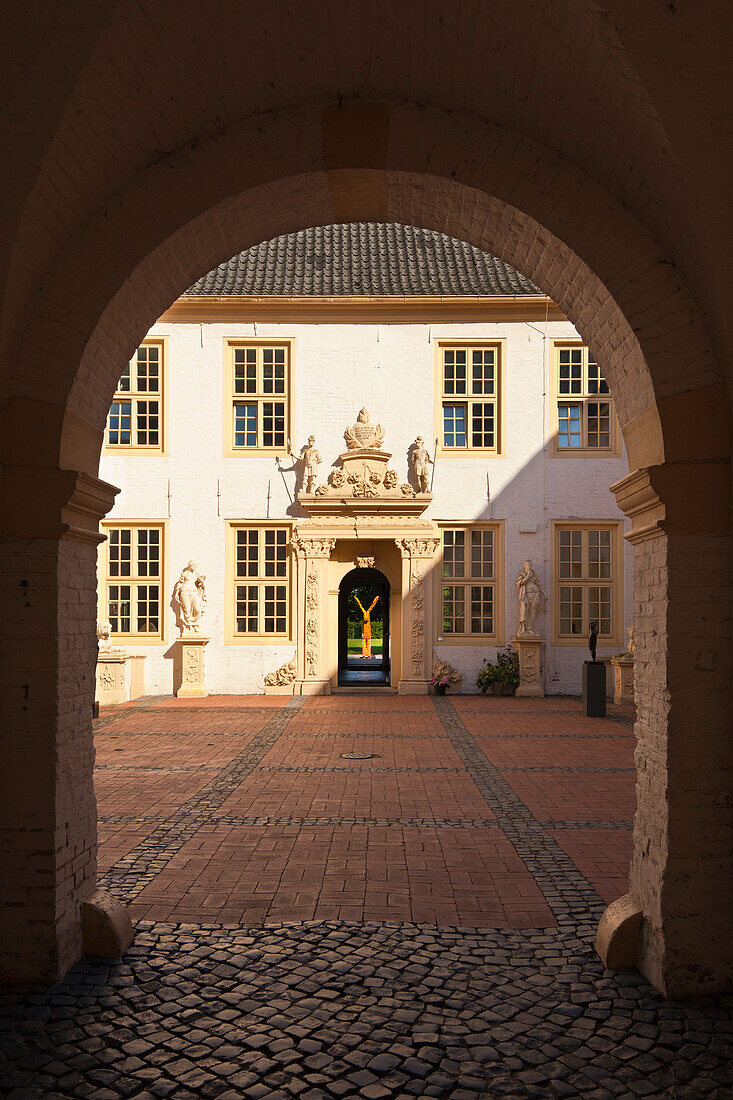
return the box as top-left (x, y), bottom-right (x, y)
top-left (583, 660), bottom-right (607, 717)
top-left (513, 635), bottom-right (545, 698)
top-left (127, 654), bottom-right (147, 700)
top-left (173, 634), bottom-right (210, 698)
top-left (611, 654), bottom-right (635, 705)
top-left (96, 652), bottom-right (128, 705)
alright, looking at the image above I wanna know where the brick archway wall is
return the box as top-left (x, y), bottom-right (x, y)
top-left (1, 93), bottom-right (731, 993)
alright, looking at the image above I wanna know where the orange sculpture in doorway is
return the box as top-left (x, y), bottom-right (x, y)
top-left (354, 595), bottom-right (379, 657)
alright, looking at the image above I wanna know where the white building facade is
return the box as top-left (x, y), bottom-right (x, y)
top-left (97, 224), bottom-right (632, 697)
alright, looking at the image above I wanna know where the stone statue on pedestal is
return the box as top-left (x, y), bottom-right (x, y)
top-left (299, 435), bottom-right (321, 493)
top-left (173, 560), bottom-right (207, 634)
top-left (515, 560), bottom-right (547, 636)
top-left (411, 436), bottom-right (434, 493)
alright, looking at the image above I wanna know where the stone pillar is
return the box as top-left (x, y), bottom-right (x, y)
top-left (513, 635), bottom-right (545, 698)
top-left (611, 654), bottom-right (634, 705)
top-left (292, 537), bottom-right (336, 695)
top-left (173, 634), bottom-right (210, 697)
top-left (95, 651), bottom-right (128, 705)
top-left (127, 654), bottom-right (147, 700)
top-left (396, 537), bottom-right (440, 694)
top-left (0, 466), bottom-right (123, 985)
top-left (602, 465), bottom-right (733, 996)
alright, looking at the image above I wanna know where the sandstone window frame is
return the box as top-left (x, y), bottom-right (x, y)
top-left (225, 520), bottom-right (293, 643)
top-left (434, 522), bottom-right (504, 644)
top-left (433, 340), bottom-right (505, 456)
top-left (550, 520), bottom-right (624, 647)
top-left (550, 340), bottom-right (620, 457)
top-left (98, 520), bottom-right (167, 644)
top-left (103, 339), bottom-right (168, 455)
top-left (223, 338), bottom-right (293, 457)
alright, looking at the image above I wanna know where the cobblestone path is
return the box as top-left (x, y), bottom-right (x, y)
top-left (2, 695), bottom-right (731, 1098)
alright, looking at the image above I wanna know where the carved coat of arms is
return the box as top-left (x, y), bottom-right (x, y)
top-left (344, 407), bottom-right (385, 451)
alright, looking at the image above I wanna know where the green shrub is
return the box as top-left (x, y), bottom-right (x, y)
top-left (477, 645), bottom-right (519, 694)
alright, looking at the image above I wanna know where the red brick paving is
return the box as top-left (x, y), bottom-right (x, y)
top-left (130, 823), bottom-right (552, 928)
top-left (98, 823), bottom-right (156, 873)
top-left (94, 768), bottom-right (214, 817)
top-left (94, 694), bottom-right (636, 928)
top-left (475, 735), bottom-right (635, 769)
top-left (549, 828), bottom-right (633, 903)
top-left (95, 733), bottom-right (259, 767)
top-left (214, 770), bottom-right (495, 821)
top-left (261, 734), bottom-right (464, 769)
top-left (503, 771), bottom-right (637, 821)
top-left (98, 711), bottom-right (272, 735)
top-left (457, 712), bottom-right (630, 738)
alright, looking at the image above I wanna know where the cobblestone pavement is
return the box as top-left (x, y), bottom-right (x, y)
top-left (2, 695), bottom-right (732, 1098)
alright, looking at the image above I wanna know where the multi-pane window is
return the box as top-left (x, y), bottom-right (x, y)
top-left (440, 345), bottom-right (499, 450)
top-left (441, 526), bottom-right (498, 638)
top-left (229, 343), bottom-right (290, 450)
top-left (555, 525), bottom-right (617, 641)
top-left (103, 524), bottom-right (164, 640)
top-left (555, 344), bottom-right (613, 450)
top-left (233, 526), bottom-right (290, 637)
top-left (105, 343), bottom-right (164, 450)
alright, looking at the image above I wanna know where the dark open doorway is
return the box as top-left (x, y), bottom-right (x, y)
top-left (338, 567), bottom-right (390, 686)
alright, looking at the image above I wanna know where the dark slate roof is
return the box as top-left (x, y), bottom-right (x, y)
top-left (185, 223), bottom-right (542, 297)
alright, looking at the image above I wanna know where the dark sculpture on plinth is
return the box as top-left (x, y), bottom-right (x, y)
top-left (588, 620), bottom-right (599, 663)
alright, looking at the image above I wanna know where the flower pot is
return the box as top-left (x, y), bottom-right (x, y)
top-left (434, 683), bottom-right (448, 696)
top-left (492, 682), bottom-right (503, 695)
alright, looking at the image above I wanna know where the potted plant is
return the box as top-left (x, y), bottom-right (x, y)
top-left (432, 674), bottom-right (450, 696)
top-left (477, 659), bottom-right (498, 695)
top-left (495, 645), bottom-right (520, 696)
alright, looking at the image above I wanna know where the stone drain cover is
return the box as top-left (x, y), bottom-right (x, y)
top-left (340, 752), bottom-right (379, 760)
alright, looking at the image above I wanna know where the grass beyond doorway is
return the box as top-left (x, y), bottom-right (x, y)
top-left (347, 638), bottom-right (383, 655)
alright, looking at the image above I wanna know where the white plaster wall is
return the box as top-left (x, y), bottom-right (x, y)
top-left (99, 316), bottom-right (632, 695)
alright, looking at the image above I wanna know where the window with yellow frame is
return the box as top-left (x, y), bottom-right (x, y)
top-left (105, 342), bottom-right (165, 452)
top-left (437, 524), bottom-right (502, 641)
top-left (227, 523), bottom-right (292, 640)
top-left (552, 342), bottom-right (616, 454)
top-left (551, 522), bottom-right (623, 645)
top-left (226, 341), bottom-right (292, 453)
top-left (100, 522), bottom-right (166, 642)
top-left (436, 343), bottom-right (502, 452)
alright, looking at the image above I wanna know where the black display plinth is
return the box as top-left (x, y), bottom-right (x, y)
top-left (583, 660), bottom-right (606, 717)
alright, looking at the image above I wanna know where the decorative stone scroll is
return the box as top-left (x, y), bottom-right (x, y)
top-left (298, 407), bottom-right (431, 517)
top-left (292, 537), bottom-right (336, 559)
top-left (432, 650), bottom-right (462, 692)
top-left (396, 537), bottom-right (440, 559)
top-left (344, 407), bottom-right (385, 450)
top-left (264, 653), bottom-right (297, 694)
top-left (356, 556), bottom-right (375, 569)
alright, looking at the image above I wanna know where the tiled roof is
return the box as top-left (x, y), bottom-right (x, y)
top-left (185, 223), bottom-right (541, 297)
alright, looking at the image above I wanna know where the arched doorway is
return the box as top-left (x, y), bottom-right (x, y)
top-left (2, 79), bottom-right (731, 993)
top-left (338, 567), bottom-right (390, 687)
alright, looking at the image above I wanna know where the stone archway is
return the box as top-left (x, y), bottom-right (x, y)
top-left (338, 567), bottom-right (391, 687)
top-left (1, 98), bottom-right (730, 996)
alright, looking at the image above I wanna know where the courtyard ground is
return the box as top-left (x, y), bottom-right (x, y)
top-left (2, 694), bottom-right (732, 1098)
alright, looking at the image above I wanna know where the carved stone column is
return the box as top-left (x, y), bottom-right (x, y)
top-left (173, 634), bottom-right (210, 698)
top-left (396, 537), bottom-right (440, 694)
top-left (512, 635), bottom-right (545, 698)
top-left (292, 537), bottom-right (336, 695)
